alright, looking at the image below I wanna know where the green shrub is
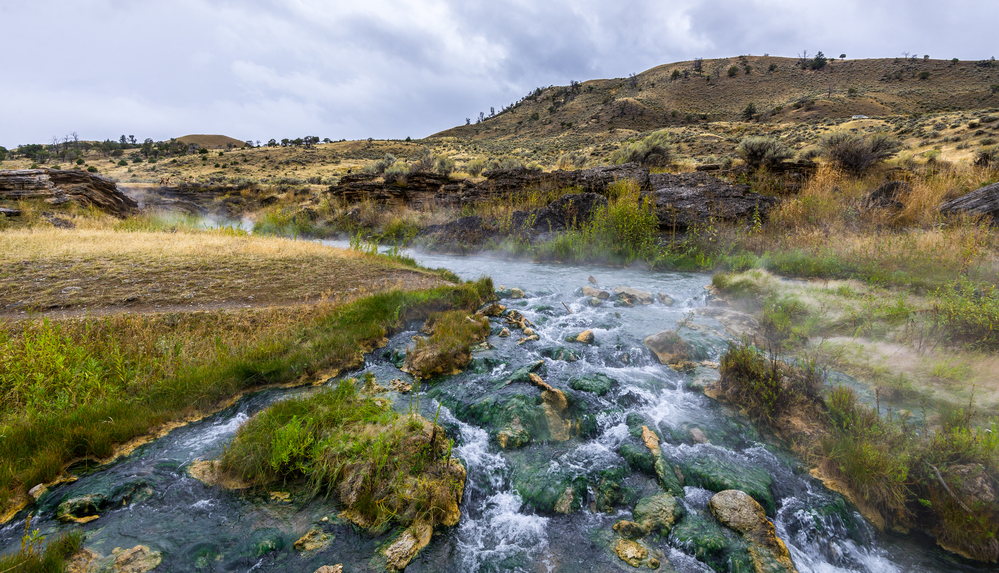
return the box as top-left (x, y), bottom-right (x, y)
top-left (820, 132), bottom-right (901, 173)
top-left (609, 130), bottom-right (671, 168)
top-left (736, 136), bottom-right (794, 169)
top-left (117, 160), bottom-right (128, 167)
top-left (974, 146), bottom-right (998, 167)
top-left (87, 166), bottom-right (98, 173)
top-left (728, 65), bottom-right (739, 77)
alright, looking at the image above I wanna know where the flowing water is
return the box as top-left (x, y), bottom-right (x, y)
top-left (1, 247), bottom-right (989, 572)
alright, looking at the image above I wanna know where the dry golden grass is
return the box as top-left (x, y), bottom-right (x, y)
top-left (0, 227), bottom-right (446, 315)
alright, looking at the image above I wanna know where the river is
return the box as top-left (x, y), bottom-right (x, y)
top-left (0, 245), bottom-right (987, 572)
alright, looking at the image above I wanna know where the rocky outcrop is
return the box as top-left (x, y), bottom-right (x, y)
top-left (510, 192), bottom-right (607, 233)
top-left (642, 172), bottom-right (778, 230)
top-left (940, 182), bottom-right (999, 224)
top-left (112, 545), bottom-right (162, 573)
top-left (460, 163), bottom-right (650, 205)
top-left (329, 172), bottom-right (455, 209)
top-left (0, 169), bottom-right (138, 217)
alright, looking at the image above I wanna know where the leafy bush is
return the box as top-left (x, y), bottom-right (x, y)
top-left (737, 136), bottom-right (794, 169)
top-left (728, 65), bottom-right (739, 77)
top-left (86, 166), bottom-right (98, 173)
top-left (465, 158), bottom-right (486, 176)
top-left (117, 160), bottom-right (128, 167)
top-left (609, 130), bottom-right (671, 168)
top-left (820, 132), bottom-right (901, 173)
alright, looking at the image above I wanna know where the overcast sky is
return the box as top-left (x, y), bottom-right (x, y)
top-left (2, 1), bottom-right (996, 148)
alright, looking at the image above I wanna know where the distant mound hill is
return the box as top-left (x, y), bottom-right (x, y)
top-left (175, 134), bottom-right (248, 149)
top-left (431, 56), bottom-right (999, 141)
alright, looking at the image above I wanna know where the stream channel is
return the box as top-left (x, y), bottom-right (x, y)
top-left (1, 245), bottom-right (990, 572)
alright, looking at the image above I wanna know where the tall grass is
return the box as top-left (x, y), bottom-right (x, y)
top-left (0, 279), bottom-right (492, 515)
top-left (0, 517), bottom-right (83, 573)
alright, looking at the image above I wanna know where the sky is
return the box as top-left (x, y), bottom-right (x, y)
top-left (2, 0), bottom-right (996, 149)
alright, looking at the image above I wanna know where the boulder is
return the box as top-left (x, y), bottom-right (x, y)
top-left (583, 286), bottom-right (610, 299)
top-left (568, 329), bottom-right (595, 344)
top-left (418, 215), bottom-right (492, 246)
top-left (681, 457), bottom-right (775, 515)
top-left (327, 171), bottom-right (453, 209)
top-left (615, 287), bottom-right (654, 305)
top-left (940, 181), bottom-right (999, 224)
top-left (0, 207), bottom-right (21, 216)
top-left (948, 463), bottom-right (997, 504)
top-left (863, 180), bottom-right (910, 210)
top-left (709, 490), bottom-right (797, 573)
top-left (644, 330), bottom-right (691, 365)
top-left (642, 172), bottom-right (778, 230)
top-left (0, 169), bottom-right (139, 218)
top-left (314, 566), bottom-right (343, 573)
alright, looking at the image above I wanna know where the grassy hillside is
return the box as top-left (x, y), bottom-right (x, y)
top-left (433, 56), bottom-right (999, 141)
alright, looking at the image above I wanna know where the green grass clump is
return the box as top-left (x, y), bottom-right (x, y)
top-left (219, 377), bottom-right (464, 531)
top-left (0, 517), bottom-right (83, 573)
top-left (934, 278), bottom-right (999, 350)
top-left (0, 278), bottom-right (492, 516)
top-left (403, 311), bottom-right (490, 379)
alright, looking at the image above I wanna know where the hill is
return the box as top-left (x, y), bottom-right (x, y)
top-left (431, 56), bottom-right (999, 142)
top-left (176, 134), bottom-right (249, 149)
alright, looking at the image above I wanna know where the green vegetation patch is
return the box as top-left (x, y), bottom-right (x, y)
top-left (403, 310), bottom-right (491, 379)
top-left (0, 278), bottom-right (492, 517)
top-left (219, 377), bottom-right (465, 532)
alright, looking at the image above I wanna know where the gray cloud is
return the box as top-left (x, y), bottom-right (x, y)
top-left (2, 0), bottom-right (996, 148)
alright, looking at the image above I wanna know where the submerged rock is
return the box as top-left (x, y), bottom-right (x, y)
top-left (112, 545), bottom-right (162, 573)
top-left (614, 538), bottom-right (648, 567)
top-left (681, 457), bottom-right (775, 515)
top-left (294, 528), bottom-right (332, 552)
top-left (569, 373), bottom-right (618, 396)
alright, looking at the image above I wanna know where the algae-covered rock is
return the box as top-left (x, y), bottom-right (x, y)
top-left (56, 478), bottom-right (154, 524)
top-left (681, 457), bottom-right (775, 515)
top-left (540, 346), bottom-right (580, 362)
top-left (569, 373), bottom-right (618, 396)
top-left (633, 494), bottom-right (684, 535)
top-left (587, 297), bottom-right (603, 307)
top-left (710, 490), bottom-right (797, 573)
top-left (614, 538), bottom-right (648, 566)
top-left (294, 528), bottom-right (332, 552)
top-left (501, 360), bottom-right (545, 385)
top-left (672, 512), bottom-right (754, 573)
top-left (594, 466), bottom-right (632, 512)
top-left (653, 456), bottom-right (684, 497)
top-left (644, 330), bottom-right (690, 365)
top-left (620, 443), bottom-right (656, 476)
top-left (511, 463), bottom-right (587, 514)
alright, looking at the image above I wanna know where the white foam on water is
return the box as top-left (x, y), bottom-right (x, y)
top-left (456, 491), bottom-right (550, 573)
top-left (178, 412), bottom-right (249, 457)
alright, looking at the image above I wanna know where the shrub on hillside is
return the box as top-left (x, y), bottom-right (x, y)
top-left (820, 132), bottom-right (901, 173)
top-left (736, 136), bottom-right (794, 169)
top-left (974, 146), bottom-right (998, 167)
top-left (609, 130), bottom-right (671, 168)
